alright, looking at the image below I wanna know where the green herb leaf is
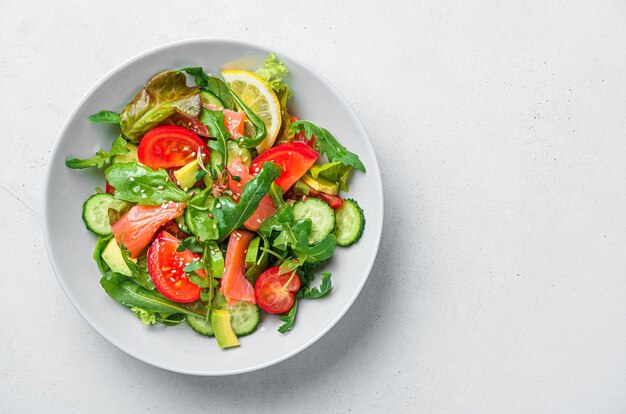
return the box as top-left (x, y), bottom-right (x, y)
top-left (204, 76), bottom-right (235, 110)
top-left (278, 299), bottom-right (297, 334)
top-left (228, 89), bottom-right (267, 148)
top-left (100, 272), bottom-right (205, 317)
top-left (278, 258), bottom-right (301, 275)
top-left (178, 67), bottom-right (209, 88)
top-left (89, 110), bottom-right (121, 124)
top-left (294, 233), bottom-right (337, 264)
top-left (105, 163), bottom-right (189, 205)
top-left (212, 162), bottom-right (282, 241)
top-left (177, 236), bottom-right (204, 254)
top-left (65, 135), bottom-right (129, 170)
top-left (183, 260), bottom-right (205, 274)
top-left (155, 313), bottom-right (186, 326)
top-left (185, 188), bottom-right (219, 241)
top-left (199, 108), bottom-right (229, 178)
top-left (120, 70), bottom-right (201, 142)
top-left (291, 120), bottom-right (365, 172)
top-left (303, 272), bottom-right (332, 299)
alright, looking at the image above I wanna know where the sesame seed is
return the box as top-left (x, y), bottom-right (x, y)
top-left (129, 177), bottom-right (135, 182)
top-left (256, 219), bottom-right (262, 224)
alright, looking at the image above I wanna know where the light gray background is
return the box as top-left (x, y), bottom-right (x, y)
top-left (2, 1), bottom-right (626, 413)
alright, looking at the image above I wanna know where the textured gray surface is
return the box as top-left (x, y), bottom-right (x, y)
top-left (2, 1), bottom-right (626, 412)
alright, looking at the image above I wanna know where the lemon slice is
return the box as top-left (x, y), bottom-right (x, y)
top-left (221, 70), bottom-right (281, 153)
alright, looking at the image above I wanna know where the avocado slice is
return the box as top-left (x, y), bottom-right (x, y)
top-left (101, 238), bottom-right (134, 276)
top-left (207, 241), bottom-right (225, 279)
top-left (211, 309), bottom-right (240, 348)
top-left (245, 237), bottom-right (260, 270)
top-left (174, 160), bottom-right (200, 191)
top-left (112, 143), bottom-right (139, 164)
top-left (301, 173), bottom-right (339, 195)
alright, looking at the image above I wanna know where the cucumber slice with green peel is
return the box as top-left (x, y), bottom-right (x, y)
top-left (82, 193), bottom-right (116, 235)
top-left (333, 199), bottom-right (365, 247)
top-left (200, 90), bottom-right (225, 109)
top-left (228, 301), bottom-right (260, 336)
top-left (186, 315), bottom-right (214, 337)
top-left (292, 198), bottom-right (335, 245)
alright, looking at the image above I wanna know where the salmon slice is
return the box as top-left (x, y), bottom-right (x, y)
top-left (111, 202), bottom-right (186, 258)
top-left (220, 230), bottom-right (256, 305)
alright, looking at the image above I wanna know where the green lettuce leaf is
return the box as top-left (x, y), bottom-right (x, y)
top-left (255, 54), bottom-right (293, 98)
top-left (310, 161), bottom-right (353, 192)
top-left (120, 70), bottom-right (201, 142)
top-left (185, 188), bottom-right (219, 241)
top-left (130, 307), bottom-right (156, 325)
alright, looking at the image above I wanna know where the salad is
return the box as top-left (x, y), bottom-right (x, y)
top-left (66, 54), bottom-right (366, 348)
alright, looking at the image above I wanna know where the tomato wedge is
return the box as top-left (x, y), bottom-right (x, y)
top-left (244, 142), bottom-right (318, 230)
top-left (307, 187), bottom-right (343, 210)
top-left (111, 202), bottom-right (186, 258)
top-left (105, 180), bottom-right (115, 195)
top-left (147, 230), bottom-right (206, 303)
top-left (220, 230), bottom-right (256, 306)
top-left (137, 125), bottom-right (209, 169)
top-left (254, 266), bottom-right (300, 314)
top-left (224, 109), bottom-right (247, 139)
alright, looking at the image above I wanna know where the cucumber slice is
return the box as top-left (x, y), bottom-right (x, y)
top-left (228, 301), bottom-right (260, 336)
top-left (292, 198), bottom-right (335, 245)
top-left (201, 90), bottom-right (225, 109)
top-left (333, 199), bottom-right (365, 247)
top-left (186, 315), bottom-right (214, 337)
top-left (82, 193), bottom-right (116, 235)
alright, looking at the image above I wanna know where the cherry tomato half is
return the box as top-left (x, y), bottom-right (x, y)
top-left (137, 125), bottom-right (209, 169)
top-left (147, 230), bottom-right (206, 303)
top-left (254, 266), bottom-right (300, 314)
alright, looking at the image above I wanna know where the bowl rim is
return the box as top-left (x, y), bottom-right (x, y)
top-left (42, 38), bottom-right (384, 375)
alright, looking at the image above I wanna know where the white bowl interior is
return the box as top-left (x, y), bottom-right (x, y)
top-left (43, 39), bottom-right (383, 375)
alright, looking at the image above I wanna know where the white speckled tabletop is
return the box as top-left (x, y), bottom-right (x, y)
top-left (2, 1), bottom-right (626, 412)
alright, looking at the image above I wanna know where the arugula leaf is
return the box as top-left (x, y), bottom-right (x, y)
top-left (212, 162), bottom-right (282, 241)
top-left (303, 272), bottom-right (332, 299)
top-left (130, 307), bottom-right (156, 325)
top-left (205, 76), bottom-right (235, 110)
top-left (178, 67), bottom-right (209, 88)
top-left (120, 70), bottom-right (201, 142)
top-left (291, 121), bottom-right (365, 173)
top-left (185, 188), bottom-right (219, 241)
top-left (229, 89), bottom-right (267, 148)
top-left (294, 233), bottom-right (337, 264)
top-left (105, 163), bottom-right (189, 205)
top-left (183, 260), bottom-right (205, 274)
top-left (66, 135), bottom-right (129, 170)
top-left (155, 313), bottom-right (186, 326)
top-left (177, 236), bottom-right (204, 254)
top-left (89, 110), bottom-right (121, 124)
top-left (278, 299), bottom-right (297, 334)
top-left (135, 253), bottom-right (156, 291)
top-left (199, 108), bottom-right (229, 177)
top-left (100, 272), bottom-right (205, 317)
top-left (255, 54), bottom-right (292, 98)
top-left (278, 258), bottom-right (301, 275)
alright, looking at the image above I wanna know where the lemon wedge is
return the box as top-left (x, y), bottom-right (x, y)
top-left (221, 70), bottom-right (281, 153)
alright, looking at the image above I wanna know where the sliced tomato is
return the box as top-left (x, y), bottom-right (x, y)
top-left (111, 202), bottom-right (186, 258)
top-left (220, 230), bottom-right (256, 306)
top-left (307, 187), bottom-right (343, 210)
top-left (224, 110), bottom-right (247, 139)
top-left (254, 266), bottom-right (300, 314)
top-left (169, 113), bottom-right (210, 137)
top-left (137, 125), bottom-right (209, 169)
top-left (227, 159), bottom-right (254, 201)
top-left (147, 230), bottom-right (206, 303)
top-left (105, 180), bottom-right (115, 195)
top-left (244, 142), bottom-right (319, 230)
